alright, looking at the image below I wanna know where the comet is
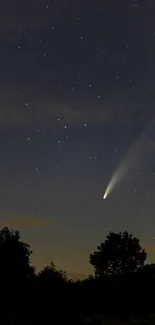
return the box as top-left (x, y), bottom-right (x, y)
top-left (103, 167), bottom-right (124, 200)
top-left (103, 128), bottom-right (149, 200)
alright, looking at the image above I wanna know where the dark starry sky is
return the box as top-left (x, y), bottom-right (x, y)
top-left (0, 0), bottom-right (155, 278)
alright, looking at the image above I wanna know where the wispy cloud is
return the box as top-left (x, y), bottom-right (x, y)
top-left (146, 247), bottom-right (155, 254)
top-left (0, 214), bottom-right (53, 229)
top-left (0, 87), bottom-right (111, 129)
top-left (0, 84), bottom-right (154, 129)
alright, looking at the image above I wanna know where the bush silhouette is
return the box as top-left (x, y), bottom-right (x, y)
top-left (38, 261), bottom-right (67, 288)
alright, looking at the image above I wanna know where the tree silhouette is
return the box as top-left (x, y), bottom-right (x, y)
top-left (38, 261), bottom-right (67, 288)
top-left (0, 227), bottom-right (33, 284)
top-left (0, 226), bottom-right (153, 321)
top-left (90, 231), bottom-right (146, 277)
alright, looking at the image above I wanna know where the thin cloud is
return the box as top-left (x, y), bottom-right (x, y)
top-left (146, 247), bottom-right (155, 254)
top-left (0, 214), bottom-right (53, 229)
top-left (0, 88), bottom-right (111, 129)
top-left (1, 85), bottom-right (153, 129)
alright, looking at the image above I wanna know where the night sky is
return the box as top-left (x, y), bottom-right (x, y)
top-left (1, 0), bottom-right (155, 279)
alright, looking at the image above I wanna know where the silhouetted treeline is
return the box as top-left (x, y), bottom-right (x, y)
top-left (0, 227), bottom-right (155, 324)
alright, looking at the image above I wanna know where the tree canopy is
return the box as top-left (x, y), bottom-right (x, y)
top-left (0, 227), bottom-right (33, 283)
top-left (89, 231), bottom-right (146, 277)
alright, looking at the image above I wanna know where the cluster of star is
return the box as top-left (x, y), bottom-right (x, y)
top-left (1, 0), bottom-right (154, 215)
top-left (9, 1), bottom-right (151, 100)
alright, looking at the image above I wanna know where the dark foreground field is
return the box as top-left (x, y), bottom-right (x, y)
top-left (3, 314), bottom-right (155, 325)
